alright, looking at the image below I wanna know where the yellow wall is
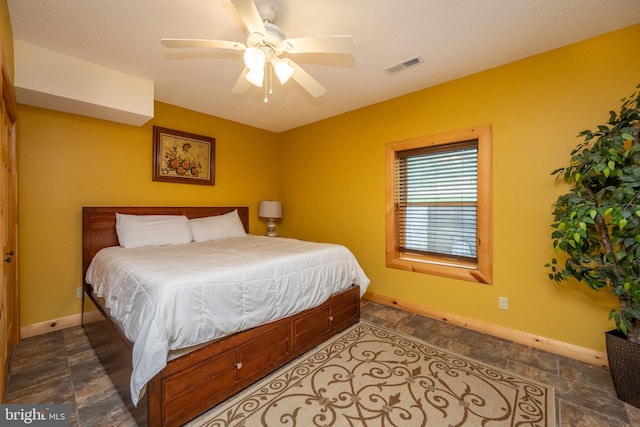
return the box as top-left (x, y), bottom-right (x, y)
top-left (17, 101), bottom-right (279, 325)
top-left (278, 24), bottom-right (640, 352)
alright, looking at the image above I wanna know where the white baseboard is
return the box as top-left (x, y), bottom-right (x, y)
top-left (363, 291), bottom-right (608, 367)
top-left (20, 313), bottom-right (82, 339)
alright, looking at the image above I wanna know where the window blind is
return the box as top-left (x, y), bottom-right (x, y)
top-left (395, 140), bottom-right (478, 262)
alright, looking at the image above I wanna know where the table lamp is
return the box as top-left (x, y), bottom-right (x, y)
top-left (259, 200), bottom-right (282, 237)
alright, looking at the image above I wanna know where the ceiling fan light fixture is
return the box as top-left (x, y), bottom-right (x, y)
top-left (243, 47), bottom-right (266, 70)
top-left (245, 67), bottom-right (264, 87)
top-left (272, 58), bottom-right (295, 84)
top-left (162, 0), bottom-right (355, 99)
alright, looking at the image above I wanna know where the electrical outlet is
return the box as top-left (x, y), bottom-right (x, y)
top-left (76, 287), bottom-right (83, 299)
top-left (498, 296), bottom-right (508, 310)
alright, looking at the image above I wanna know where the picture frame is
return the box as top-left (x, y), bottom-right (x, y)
top-left (152, 126), bottom-right (215, 185)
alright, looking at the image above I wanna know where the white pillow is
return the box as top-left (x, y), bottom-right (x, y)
top-left (189, 209), bottom-right (247, 242)
top-left (115, 213), bottom-right (192, 248)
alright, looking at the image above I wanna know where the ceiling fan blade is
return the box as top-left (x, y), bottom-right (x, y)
top-left (286, 59), bottom-right (326, 97)
top-left (283, 36), bottom-right (356, 54)
top-left (161, 38), bottom-right (246, 51)
top-left (232, 68), bottom-right (252, 94)
top-left (230, 0), bottom-right (267, 39)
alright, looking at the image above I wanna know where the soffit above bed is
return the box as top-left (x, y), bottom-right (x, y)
top-left (13, 40), bottom-right (154, 126)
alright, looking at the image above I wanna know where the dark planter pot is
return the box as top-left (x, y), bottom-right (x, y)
top-left (605, 329), bottom-right (640, 408)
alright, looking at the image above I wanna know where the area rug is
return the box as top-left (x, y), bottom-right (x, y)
top-left (191, 321), bottom-right (555, 427)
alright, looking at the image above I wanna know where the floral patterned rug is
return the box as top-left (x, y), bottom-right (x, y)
top-left (190, 321), bottom-right (555, 427)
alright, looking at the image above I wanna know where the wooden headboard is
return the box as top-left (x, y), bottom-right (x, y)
top-left (82, 206), bottom-right (249, 285)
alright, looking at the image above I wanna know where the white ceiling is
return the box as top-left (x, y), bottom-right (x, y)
top-left (7, 0), bottom-right (640, 132)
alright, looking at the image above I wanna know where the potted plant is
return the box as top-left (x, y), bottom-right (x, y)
top-left (546, 84), bottom-right (640, 408)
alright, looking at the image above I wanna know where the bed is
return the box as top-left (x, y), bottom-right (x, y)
top-left (81, 206), bottom-right (368, 426)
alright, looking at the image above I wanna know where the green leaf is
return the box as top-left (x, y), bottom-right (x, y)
top-left (619, 218), bottom-right (628, 229)
top-left (573, 233), bottom-right (581, 242)
top-left (590, 210), bottom-right (597, 219)
top-left (620, 323), bottom-right (628, 335)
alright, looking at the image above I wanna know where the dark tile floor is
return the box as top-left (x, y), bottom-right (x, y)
top-left (5, 300), bottom-right (640, 426)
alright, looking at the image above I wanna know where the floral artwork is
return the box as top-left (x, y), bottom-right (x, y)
top-left (161, 138), bottom-right (205, 177)
top-left (153, 127), bottom-right (215, 185)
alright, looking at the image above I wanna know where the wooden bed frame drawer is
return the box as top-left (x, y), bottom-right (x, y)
top-left (161, 323), bottom-right (293, 425)
top-left (293, 287), bottom-right (361, 350)
top-left (237, 324), bottom-right (290, 381)
top-left (163, 368), bottom-right (236, 426)
top-left (293, 306), bottom-right (331, 347)
top-left (237, 322), bottom-right (289, 359)
top-left (330, 291), bottom-right (359, 329)
top-left (163, 349), bottom-right (236, 401)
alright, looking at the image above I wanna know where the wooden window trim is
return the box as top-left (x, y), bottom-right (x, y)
top-left (385, 125), bottom-right (493, 284)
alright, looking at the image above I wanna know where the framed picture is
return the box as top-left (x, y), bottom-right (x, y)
top-left (152, 126), bottom-right (215, 185)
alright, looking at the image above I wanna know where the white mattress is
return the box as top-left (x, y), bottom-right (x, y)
top-left (85, 235), bottom-right (370, 406)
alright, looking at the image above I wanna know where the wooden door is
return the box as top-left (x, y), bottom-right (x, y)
top-left (0, 53), bottom-right (18, 402)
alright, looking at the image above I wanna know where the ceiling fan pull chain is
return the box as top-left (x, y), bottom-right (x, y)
top-left (263, 81), bottom-right (268, 103)
top-left (264, 63), bottom-right (271, 103)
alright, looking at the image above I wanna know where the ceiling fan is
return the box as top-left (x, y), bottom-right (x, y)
top-left (161, 0), bottom-right (356, 101)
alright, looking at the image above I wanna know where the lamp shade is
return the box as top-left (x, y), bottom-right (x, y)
top-left (259, 200), bottom-right (282, 219)
top-left (272, 57), bottom-right (295, 84)
top-left (243, 47), bottom-right (266, 70)
top-left (245, 67), bottom-right (264, 87)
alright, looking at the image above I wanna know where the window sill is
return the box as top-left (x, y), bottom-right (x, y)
top-left (386, 256), bottom-right (491, 284)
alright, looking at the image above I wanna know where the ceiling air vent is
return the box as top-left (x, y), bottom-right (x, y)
top-left (385, 56), bottom-right (424, 74)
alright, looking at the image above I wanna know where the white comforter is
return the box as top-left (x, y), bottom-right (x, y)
top-left (85, 235), bottom-right (370, 405)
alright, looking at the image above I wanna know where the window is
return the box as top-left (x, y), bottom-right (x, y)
top-left (385, 126), bottom-right (492, 284)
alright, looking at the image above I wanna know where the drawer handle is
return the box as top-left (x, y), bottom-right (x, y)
top-left (235, 362), bottom-right (243, 370)
top-left (328, 316), bottom-right (334, 322)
